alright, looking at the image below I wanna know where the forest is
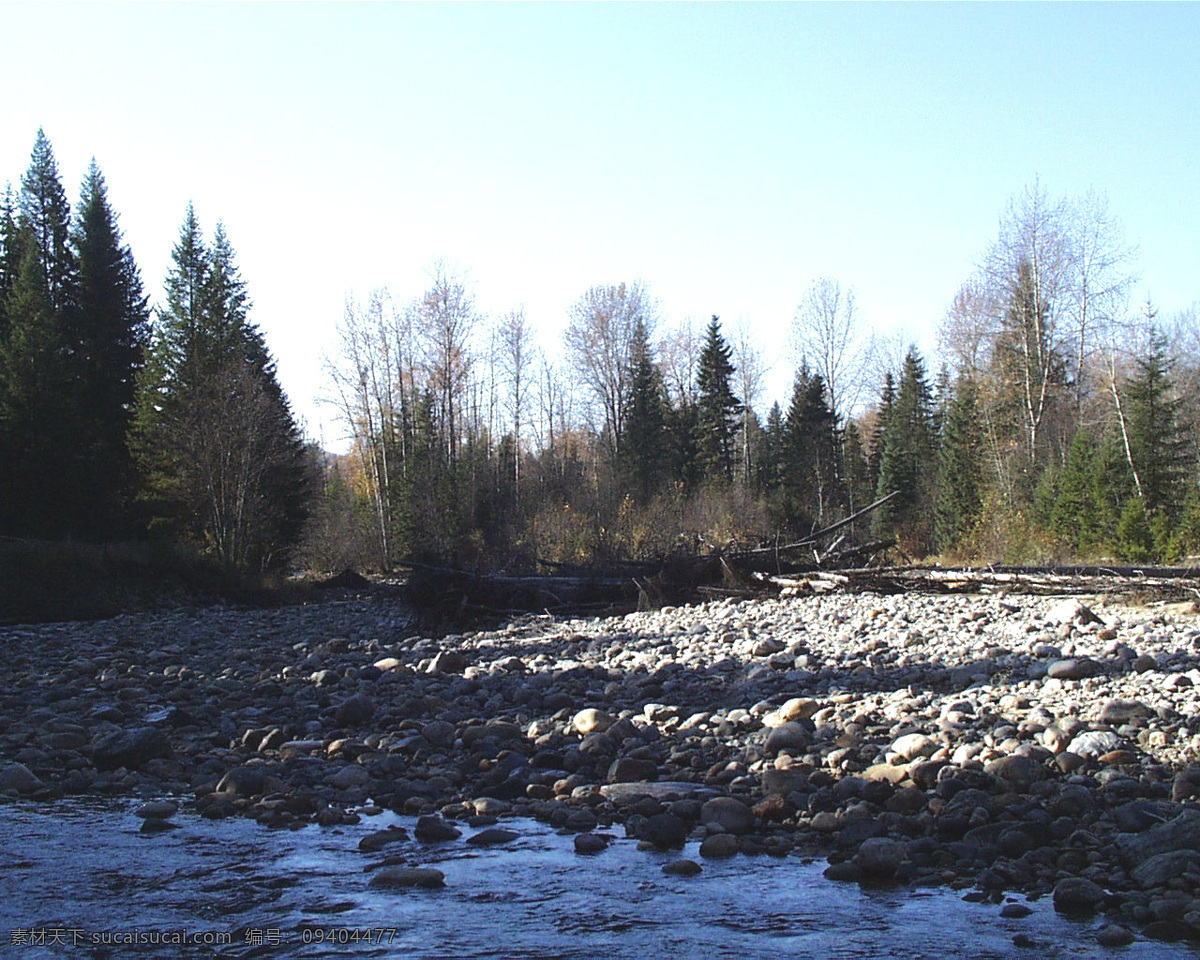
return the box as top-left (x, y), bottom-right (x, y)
top-left (3, 129), bottom-right (1199, 582)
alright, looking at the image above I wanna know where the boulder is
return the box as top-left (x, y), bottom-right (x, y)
top-left (91, 726), bottom-right (172, 771)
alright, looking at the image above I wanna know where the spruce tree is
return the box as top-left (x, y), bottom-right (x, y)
top-left (19, 129), bottom-right (76, 316)
top-left (873, 348), bottom-right (937, 552)
top-left (71, 160), bottom-right (150, 535)
top-left (694, 315), bottom-right (740, 482)
top-left (619, 318), bottom-right (668, 502)
top-left (934, 377), bottom-right (985, 554)
top-left (783, 365), bottom-right (840, 529)
top-left (1122, 334), bottom-right (1191, 516)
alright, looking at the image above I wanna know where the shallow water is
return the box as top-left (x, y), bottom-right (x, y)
top-left (2, 800), bottom-right (1191, 959)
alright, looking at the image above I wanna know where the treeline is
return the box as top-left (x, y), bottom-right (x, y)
top-left (4, 127), bottom-right (1197, 577)
top-left (0, 131), bottom-right (311, 569)
top-left (322, 182), bottom-right (1200, 571)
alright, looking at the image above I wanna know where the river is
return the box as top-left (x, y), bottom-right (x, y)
top-left (3, 799), bottom-right (1191, 959)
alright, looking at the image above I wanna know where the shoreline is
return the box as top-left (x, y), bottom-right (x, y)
top-left (5, 588), bottom-right (1200, 946)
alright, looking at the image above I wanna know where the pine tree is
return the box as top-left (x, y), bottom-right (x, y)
top-left (934, 377), bottom-right (985, 554)
top-left (132, 209), bottom-right (311, 568)
top-left (694, 315), bottom-right (740, 482)
top-left (0, 185), bottom-right (19, 339)
top-left (619, 318), bottom-right (668, 502)
top-left (71, 160), bottom-right (150, 535)
top-left (867, 372), bottom-right (895, 492)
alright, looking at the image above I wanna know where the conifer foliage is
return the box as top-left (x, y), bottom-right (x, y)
top-left (132, 206), bottom-right (310, 568)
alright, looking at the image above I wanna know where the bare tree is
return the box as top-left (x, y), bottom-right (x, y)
top-left (414, 262), bottom-right (478, 469)
top-left (495, 305), bottom-right (539, 502)
top-left (792, 276), bottom-right (874, 423)
top-left (658, 315), bottom-right (702, 408)
top-left (563, 280), bottom-right (657, 458)
top-left (939, 275), bottom-right (993, 381)
top-left (1064, 189), bottom-right (1139, 424)
top-left (730, 318), bottom-right (770, 481)
top-left (981, 179), bottom-right (1072, 461)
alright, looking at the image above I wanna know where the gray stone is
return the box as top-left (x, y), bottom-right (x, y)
top-left (764, 722), bottom-right (811, 754)
top-left (0, 761), bottom-right (43, 795)
top-left (699, 833), bottom-right (739, 858)
top-left (1052, 877), bottom-right (1106, 913)
top-left (700, 796), bottom-right (755, 835)
top-left (134, 800), bottom-right (178, 820)
top-left (334, 694), bottom-right (375, 727)
top-left (369, 867), bottom-right (445, 889)
top-left (574, 833), bottom-right (609, 854)
top-left (1046, 658), bottom-right (1102, 681)
top-left (761, 768), bottom-right (807, 796)
top-left (1096, 925), bottom-right (1136, 948)
top-left (573, 708), bottom-right (614, 735)
top-left (216, 766), bottom-right (273, 798)
top-left (1130, 850), bottom-right (1200, 889)
top-left (414, 815), bottom-right (462, 842)
top-left (1066, 730), bottom-right (1122, 759)
top-left (855, 837), bottom-right (905, 881)
top-left (91, 726), bottom-right (172, 771)
top-left (1047, 599), bottom-right (1103, 626)
top-left (427, 650), bottom-right (469, 675)
top-left (641, 812), bottom-right (687, 849)
top-left (607, 757), bottom-right (658, 783)
top-left (662, 859), bottom-right (702, 876)
top-left (1099, 698), bottom-right (1155, 724)
top-left (466, 827), bottom-right (519, 846)
top-left (984, 755), bottom-right (1047, 789)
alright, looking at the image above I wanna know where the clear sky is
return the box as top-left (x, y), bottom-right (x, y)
top-left (2, 2), bottom-right (1197, 449)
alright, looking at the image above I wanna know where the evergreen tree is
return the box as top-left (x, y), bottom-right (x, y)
top-left (18, 129), bottom-right (76, 316)
top-left (842, 419), bottom-right (875, 522)
top-left (867, 372), bottom-right (895, 492)
top-left (619, 318), bottom-right (668, 501)
top-left (132, 209), bottom-right (311, 568)
top-left (757, 401), bottom-right (786, 492)
top-left (782, 365), bottom-right (840, 529)
top-left (0, 133), bottom-right (82, 536)
top-left (694, 315), bottom-right (740, 482)
top-left (0, 185), bottom-right (19, 339)
top-left (873, 348), bottom-right (937, 552)
top-left (1122, 334), bottom-right (1191, 516)
top-left (934, 377), bottom-right (985, 554)
top-left (71, 160), bottom-right (150, 535)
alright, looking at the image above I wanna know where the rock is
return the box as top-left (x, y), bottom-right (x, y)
top-left (1052, 877), bottom-right (1106, 913)
top-left (91, 726), bottom-right (172, 771)
top-left (574, 833), bottom-right (609, 854)
top-left (1000, 903), bottom-right (1033, 919)
top-left (427, 650), bottom-right (469, 675)
top-left (334, 694), bottom-right (375, 727)
top-left (1099, 698), bottom-right (1155, 724)
top-left (764, 722), bottom-right (811, 754)
top-left (984, 755), bottom-right (1047, 789)
top-left (368, 867), bottom-right (445, 889)
top-left (1130, 850), bottom-right (1200, 889)
top-left (641, 812), bottom-right (687, 849)
top-left (854, 837), bottom-right (904, 881)
top-left (414, 815), bottom-right (462, 842)
top-left (607, 757), bottom-right (658, 783)
top-left (215, 766), bottom-right (273, 798)
top-left (421, 720), bottom-right (456, 748)
top-left (889, 733), bottom-right (937, 762)
top-left (328, 765), bottom-right (370, 789)
top-left (467, 827), bottom-right (519, 846)
top-left (1047, 599), bottom-right (1103, 626)
top-left (761, 768), bottom-right (807, 796)
top-left (1046, 658), bottom-right (1102, 681)
top-left (573, 708), bottom-right (614, 735)
top-left (776, 697), bottom-right (819, 722)
top-left (359, 827), bottom-right (409, 853)
top-left (662, 859), bottom-right (702, 876)
top-left (0, 761), bottom-right (43, 795)
top-left (699, 833), bottom-right (739, 858)
top-left (133, 800), bottom-right (178, 820)
top-left (1095, 925), bottom-right (1136, 947)
top-left (1066, 730), bottom-right (1122, 759)
top-left (700, 797), bottom-right (755, 835)
top-left (598, 781), bottom-right (717, 802)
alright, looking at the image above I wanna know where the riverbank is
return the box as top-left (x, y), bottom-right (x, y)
top-left (5, 587), bottom-right (1200, 947)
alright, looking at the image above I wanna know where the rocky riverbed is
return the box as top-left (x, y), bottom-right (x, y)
top-left (6, 587), bottom-right (1200, 949)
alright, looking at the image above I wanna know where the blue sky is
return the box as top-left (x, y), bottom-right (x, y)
top-left (2, 2), bottom-right (1197, 447)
